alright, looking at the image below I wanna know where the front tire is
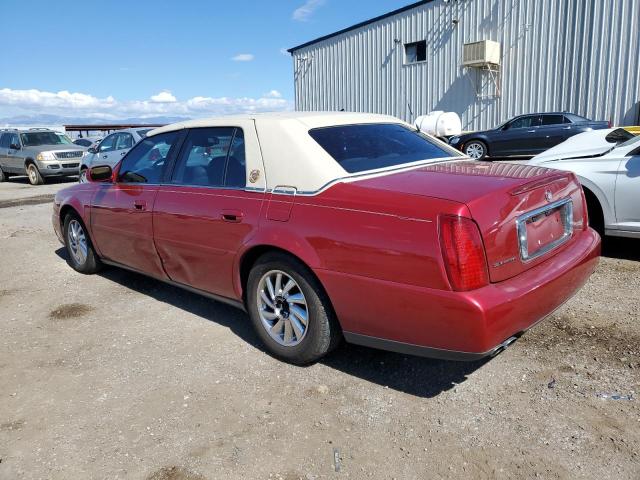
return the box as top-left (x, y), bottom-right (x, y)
top-left (27, 163), bottom-right (44, 185)
top-left (247, 252), bottom-right (341, 364)
top-left (464, 140), bottom-right (488, 160)
top-left (63, 214), bottom-right (102, 274)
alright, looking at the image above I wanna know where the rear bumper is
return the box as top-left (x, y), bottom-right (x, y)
top-left (317, 228), bottom-right (600, 359)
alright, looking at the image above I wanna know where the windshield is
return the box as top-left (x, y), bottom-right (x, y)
top-left (56, 134), bottom-right (74, 144)
top-left (617, 134), bottom-right (640, 150)
top-left (20, 131), bottom-right (69, 146)
top-left (308, 123), bottom-right (458, 173)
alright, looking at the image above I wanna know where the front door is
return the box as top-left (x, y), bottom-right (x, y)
top-left (492, 115), bottom-right (543, 156)
top-left (153, 126), bottom-right (265, 299)
top-left (90, 131), bottom-right (182, 277)
top-left (614, 149), bottom-right (640, 232)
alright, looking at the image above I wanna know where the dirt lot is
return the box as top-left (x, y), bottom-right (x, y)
top-left (0, 177), bottom-right (638, 480)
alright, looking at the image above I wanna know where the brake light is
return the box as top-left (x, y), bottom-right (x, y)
top-left (439, 215), bottom-right (490, 291)
top-left (579, 188), bottom-right (589, 230)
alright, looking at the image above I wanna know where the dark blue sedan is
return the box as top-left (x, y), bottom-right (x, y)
top-left (448, 112), bottom-right (610, 159)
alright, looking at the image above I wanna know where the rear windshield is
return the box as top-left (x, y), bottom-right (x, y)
top-left (308, 123), bottom-right (456, 173)
top-left (20, 131), bottom-right (67, 146)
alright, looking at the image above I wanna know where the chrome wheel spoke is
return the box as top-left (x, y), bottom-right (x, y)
top-left (274, 272), bottom-right (282, 295)
top-left (260, 309), bottom-right (278, 320)
top-left (290, 315), bottom-right (305, 339)
top-left (290, 305), bottom-right (308, 326)
top-left (260, 290), bottom-right (275, 309)
top-left (266, 277), bottom-right (276, 301)
top-left (282, 279), bottom-right (296, 295)
top-left (287, 293), bottom-right (305, 305)
top-left (283, 320), bottom-right (293, 344)
top-left (271, 318), bottom-right (284, 335)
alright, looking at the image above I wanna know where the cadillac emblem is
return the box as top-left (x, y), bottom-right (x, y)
top-left (249, 169), bottom-right (260, 183)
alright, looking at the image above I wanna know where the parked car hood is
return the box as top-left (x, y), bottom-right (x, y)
top-left (30, 144), bottom-right (86, 152)
top-left (528, 128), bottom-right (632, 164)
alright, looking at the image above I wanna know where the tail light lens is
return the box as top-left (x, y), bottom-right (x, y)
top-left (579, 188), bottom-right (589, 230)
top-left (439, 215), bottom-right (490, 291)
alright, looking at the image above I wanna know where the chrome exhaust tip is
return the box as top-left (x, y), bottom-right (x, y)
top-left (489, 335), bottom-right (519, 357)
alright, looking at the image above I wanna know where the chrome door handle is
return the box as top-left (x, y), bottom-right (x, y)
top-left (221, 210), bottom-right (243, 223)
top-left (102, 155), bottom-right (108, 159)
top-left (134, 201), bottom-right (146, 211)
top-left (120, 151), bottom-right (126, 155)
top-left (527, 129), bottom-right (536, 133)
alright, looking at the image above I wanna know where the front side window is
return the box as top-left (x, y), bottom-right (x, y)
top-left (115, 133), bottom-right (134, 150)
top-left (309, 123), bottom-right (454, 174)
top-left (509, 116), bottom-right (541, 129)
top-left (99, 134), bottom-right (117, 153)
top-left (9, 134), bottom-right (20, 148)
top-left (118, 131), bottom-right (179, 184)
top-left (171, 127), bottom-right (245, 188)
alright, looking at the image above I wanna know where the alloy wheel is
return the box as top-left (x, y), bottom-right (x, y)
top-left (28, 165), bottom-right (37, 183)
top-left (465, 142), bottom-right (485, 159)
top-left (67, 219), bottom-right (88, 266)
top-left (257, 270), bottom-right (309, 347)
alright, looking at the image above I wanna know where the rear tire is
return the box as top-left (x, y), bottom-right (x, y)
top-left (26, 163), bottom-right (44, 185)
top-left (464, 140), bottom-right (488, 160)
top-left (63, 214), bottom-right (102, 274)
top-left (246, 252), bottom-right (341, 364)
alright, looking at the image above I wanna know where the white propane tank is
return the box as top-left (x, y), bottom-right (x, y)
top-left (414, 111), bottom-right (462, 137)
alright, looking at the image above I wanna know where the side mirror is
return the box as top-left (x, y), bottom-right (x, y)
top-left (501, 124), bottom-right (510, 131)
top-left (9, 143), bottom-right (20, 150)
top-left (88, 165), bottom-right (113, 182)
top-left (87, 146), bottom-right (97, 154)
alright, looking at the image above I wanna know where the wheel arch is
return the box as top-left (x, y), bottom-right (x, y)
top-left (575, 175), bottom-right (613, 227)
top-left (461, 137), bottom-right (490, 156)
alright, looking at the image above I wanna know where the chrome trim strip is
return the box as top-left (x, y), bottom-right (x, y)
top-left (516, 197), bottom-right (573, 263)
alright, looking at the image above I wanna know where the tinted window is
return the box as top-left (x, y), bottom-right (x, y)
top-left (565, 113), bottom-right (589, 123)
top-left (9, 134), bottom-right (20, 148)
top-left (99, 134), bottom-right (117, 152)
top-left (115, 133), bottom-right (134, 150)
top-left (309, 123), bottom-right (453, 174)
top-left (74, 138), bottom-right (92, 147)
top-left (118, 131), bottom-right (179, 184)
top-left (171, 127), bottom-right (236, 187)
top-left (509, 116), bottom-right (541, 129)
top-left (20, 131), bottom-right (65, 146)
top-left (541, 114), bottom-right (565, 126)
top-left (0, 134), bottom-right (9, 148)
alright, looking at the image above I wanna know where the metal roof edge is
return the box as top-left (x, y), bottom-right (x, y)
top-left (287, 0), bottom-right (434, 53)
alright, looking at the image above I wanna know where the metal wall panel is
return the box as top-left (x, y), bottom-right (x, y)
top-left (292, 0), bottom-right (640, 130)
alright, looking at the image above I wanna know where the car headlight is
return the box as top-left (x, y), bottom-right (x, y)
top-left (36, 152), bottom-right (56, 161)
top-left (449, 136), bottom-right (461, 145)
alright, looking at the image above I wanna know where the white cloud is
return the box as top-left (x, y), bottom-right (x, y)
top-left (0, 87), bottom-right (292, 120)
top-left (231, 53), bottom-right (254, 62)
top-left (292, 0), bottom-right (325, 21)
top-left (150, 91), bottom-right (177, 103)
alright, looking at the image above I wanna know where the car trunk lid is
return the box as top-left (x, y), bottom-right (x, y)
top-left (353, 160), bottom-right (586, 283)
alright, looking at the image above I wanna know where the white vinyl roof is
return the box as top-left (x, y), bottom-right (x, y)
top-left (148, 112), bottom-right (459, 193)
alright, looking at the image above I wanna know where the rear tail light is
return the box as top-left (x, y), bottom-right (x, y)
top-left (579, 188), bottom-right (589, 231)
top-left (439, 215), bottom-right (490, 291)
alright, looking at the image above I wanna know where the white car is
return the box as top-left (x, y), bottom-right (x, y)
top-left (526, 128), bottom-right (640, 238)
top-left (79, 127), bottom-right (152, 180)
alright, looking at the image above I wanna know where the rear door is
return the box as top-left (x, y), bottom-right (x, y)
top-left (90, 131), bottom-right (182, 277)
top-left (491, 115), bottom-right (542, 156)
top-left (95, 133), bottom-right (119, 167)
top-left (153, 124), bottom-right (266, 299)
top-left (0, 134), bottom-right (9, 171)
top-left (7, 133), bottom-right (23, 172)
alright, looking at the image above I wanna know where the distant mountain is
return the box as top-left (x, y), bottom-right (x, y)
top-left (0, 114), bottom-right (191, 127)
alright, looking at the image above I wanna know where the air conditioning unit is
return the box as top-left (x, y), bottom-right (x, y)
top-left (462, 40), bottom-right (501, 67)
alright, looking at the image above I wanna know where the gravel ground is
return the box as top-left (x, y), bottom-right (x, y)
top-left (0, 178), bottom-right (638, 480)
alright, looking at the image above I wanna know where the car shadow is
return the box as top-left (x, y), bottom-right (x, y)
top-left (7, 175), bottom-right (78, 185)
top-left (55, 248), bottom-right (487, 398)
top-left (601, 235), bottom-right (640, 262)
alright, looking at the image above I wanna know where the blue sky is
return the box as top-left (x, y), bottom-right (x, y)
top-left (0, 0), bottom-right (411, 121)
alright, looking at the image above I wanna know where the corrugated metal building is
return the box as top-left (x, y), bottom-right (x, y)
top-left (288, 0), bottom-right (640, 130)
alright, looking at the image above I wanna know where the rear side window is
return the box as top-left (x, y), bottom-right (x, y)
top-left (308, 123), bottom-right (453, 173)
top-left (541, 114), bottom-right (566, 126)
top-left (0, 134), bottom-right (9, 148)
top-left (171, 127), bottom-right (246, 188)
